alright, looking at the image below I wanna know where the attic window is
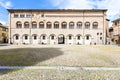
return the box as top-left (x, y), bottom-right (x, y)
top-left (41, 14), bottom-right (44, 17)
top-left (14, 14), bottom-right (18, 18)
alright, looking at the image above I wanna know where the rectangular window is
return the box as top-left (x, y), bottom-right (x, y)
top-left (14, 14), bottom-right (19, 18)
top-left (2, 33), bottom-right (5, 37)
top-left (20, 14), bottom-right (25, 18)
top-left (26, 14), bottom-right (31, 18)
top-left (41, 14), bottom-right (44, 17)
top-left (25, 36), bottom-right (28, 40)
top-left (97, 33), bottom-right (99, 35)
top-left (2, 28), bottom-right (6, 31)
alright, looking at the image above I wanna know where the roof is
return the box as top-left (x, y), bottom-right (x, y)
top-left (7, 9), bottom-right (107, 12)
top-left (112, 18), bottom-right (120, 22)
top-left (0, 25), bottom-right (8, 29)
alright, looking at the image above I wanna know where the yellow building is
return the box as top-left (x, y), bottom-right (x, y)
top-left (0, 23), bottom-right (8, 43)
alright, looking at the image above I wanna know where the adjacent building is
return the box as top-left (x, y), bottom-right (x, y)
top-left (0, 23), bottom-right (8, 43)
top-left (7, 9), bottom-right (108, 45)
top-left (111, 18), bottom-right (120, 44)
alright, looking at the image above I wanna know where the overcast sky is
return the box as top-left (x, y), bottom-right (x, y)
top-left (0, 0), bottom-right (120, 26)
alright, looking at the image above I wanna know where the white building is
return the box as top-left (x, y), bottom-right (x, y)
top-left (7, 9), bottom-right (108, 45)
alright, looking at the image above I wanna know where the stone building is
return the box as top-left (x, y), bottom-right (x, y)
top-left (7, 9), bottom-right (108, 45)
top-left (0, 23), bottom-right (8, 43)
top-left (111, 18), bottom-right (120, 45)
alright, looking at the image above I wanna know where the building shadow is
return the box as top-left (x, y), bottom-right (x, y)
top-left (0, 48), bottom-right (63, 75)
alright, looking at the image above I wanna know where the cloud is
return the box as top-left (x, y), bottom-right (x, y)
top-left (0, 0), bottom-right (12, 9)
top-left (0, 0), bottom-right (12, 25)
top-left (50, 0), bottom-right (120, 25)
top-left (0, 20), bottom-right (6, 25)
top-left (51, 0), bottom-right (95, 9)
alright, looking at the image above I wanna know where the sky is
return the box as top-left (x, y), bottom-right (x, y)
top-left (0, 0), bottom-right (120, 26)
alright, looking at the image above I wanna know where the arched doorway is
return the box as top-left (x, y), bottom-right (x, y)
top-left (40, 34), bottom-right (47, 44)
top-left (66, 34), bottom-right (74, 45)
top-left (85, 34), bottom-right (92, 45)
top-left (58, 34), bottom-right (65, 44)
top-left (49, 34), bottom-right (56, 44)
top-left (31, 34), bottom-right (38, 44)
top-left (13, 34), bottom-right (20, 44)
top-left (76, 34), bottom-right (82, 45)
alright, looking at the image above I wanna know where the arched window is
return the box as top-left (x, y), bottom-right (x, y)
top-left (85, 22), bottom-right (90, 29)
top-left (62, 22), bottom-right (67, 29)
top-left (24, 22), bottom-right (29, 28)
top-left (32, 34), bottom-right (37, 40)
top-left (39, 22), bottom-right (44, 28)
top-left (93, 22), bottom-right (98, 29)
top-left (14, 34), bottom-right (19, 40)
top-left (69, 22), bottom-right (74, 29)
top-left (47, 22), bottom-right (52, 29)
top-left (16, 21), bottom-right (22, 28)
top-left (77, 35), bottom-right (81, 40)
top-left (77, 22), bottom-right (82, 29)
top-left (32, 21), bottom-right (37, 28)
top-left (54, 22), bottom-right (59, 29)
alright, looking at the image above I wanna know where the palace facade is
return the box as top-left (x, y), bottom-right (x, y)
top-left (7, 9), bottom-right (108, 45)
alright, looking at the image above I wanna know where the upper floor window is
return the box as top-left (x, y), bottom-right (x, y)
top-left (16, 21), bottom-right (22, 28)
top-left (20, 14), bottom-right (25, 18)
top-left (77, 22), bottom-right (82, 29)
top-left (14, 14), bottom-right (19, 18)
top-left (24, 22), bottom-right (29, 28)
top-left (39, 22), bottom-right (44, 28)
top-left (54, 22), bottom-right (59, 29)
top-left (62, 22), bottom-right (67, 29)
top-left (26, 14), bottom-right (31, 18)
top-left (32, 22), bottom-right (37, 28)
top-left (85, 22), bottom-right (90, 29)
top-left (2, 33), bottom-right (5, 37)
top-left (2, 28), bottom-right (6, 31)
top-left (93, 22), bottom-right (98, 29)
top-left (47, 22), bottom-right (52, 29)
top-left (69, 22), bottom-right (74, 29)
top-left (115, 22), bottom-right (117, 26)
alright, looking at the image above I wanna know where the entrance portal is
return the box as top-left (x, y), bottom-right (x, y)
top-left (58, 35), bottom-right (65, 44)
